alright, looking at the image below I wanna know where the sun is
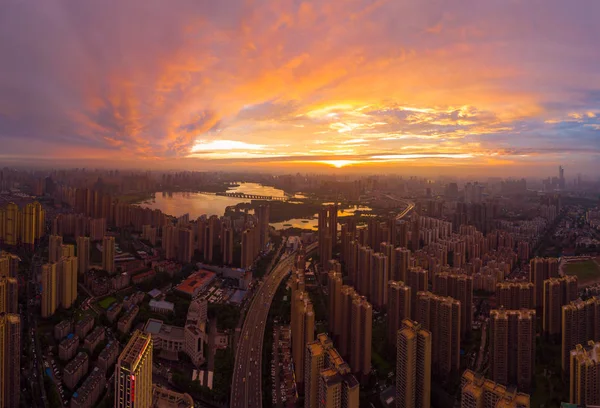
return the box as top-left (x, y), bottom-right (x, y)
top-left (320, 160), bottom-right (360, 168)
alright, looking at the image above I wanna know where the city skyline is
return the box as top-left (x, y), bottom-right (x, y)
top-left (1, 1), bottom-right (599, 175)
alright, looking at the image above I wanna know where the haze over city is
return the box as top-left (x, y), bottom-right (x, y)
top-left (1, 0), bottom-right (600, 175)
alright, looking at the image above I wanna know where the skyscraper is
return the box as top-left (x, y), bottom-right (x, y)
top-left (318, 204), bottom-right (338, 269)
top-left (256, 204), bottom-right (270, 250)
top-left (42, 263), bottom-right (58, 318)
top-left (349, 295), bottom-right (372, 378)
top-left (102, 236), bottom-right (115, 274)
top-left (292, 290), bottom-right (315, 393)
top-left (49, 234), bottom-right (63, 263)
top-left (489, 309), bottom-right (535, 390)
top-left (370, 252), bottom-right (389, 309)
top-left (58, 256), bottom-right (78, 309)
top-left (496, 282), bottom-right (534, 310)
top-left (543, 275), bottom-right (578, 336)
top-left (115, 330), bottom-right (153, 408)
top-left (411, 213), bottom-right (421, 252)
top-left (562, 297), bottom-right (600, 373)
top-left (328, 270), bottom-right (343, 342)
top-left (407, 267), bottom-right (428, 319)
top-left (569, 341), bottom-right (600, 406)
top-left (393, 247), bottom-right (411, 282)
top-left (162, 224), bottom-right (176, 260)
top-left (396, 319), bottom-right (432, 408)
top-left (357, 246), bottom-right (373, 298)
top-left (221, 226), bottom-right (234, 265)
top-left (387, 281), bottom-right (411, 347)
top-left (415, 291), bottom-right (461, 375)
top-left (177, 227), bottom-right (193, 264)
top-left (304, 334), bottom-right (359, 408)
top-left (338, 285), bottom-right (357, 357)
top-left (0, 276), bottom-right (18, 314)
top-left (460, 369), bottom-right (531, 408)
top-left (204, 215), bottom-right (219, 262)
top-left (433, 273), bottom-right (473, 336)
top-left (529, 257), bottom-right (559, 307)
top-left (76, 236), bottom-right (90, 275)
top-left (0, 312), bottom-right (20, 408)
top-left (398, 220), bottom-right (409, 248)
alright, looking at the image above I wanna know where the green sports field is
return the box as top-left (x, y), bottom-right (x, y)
top-left (98, 296), bottom-right (117, 309)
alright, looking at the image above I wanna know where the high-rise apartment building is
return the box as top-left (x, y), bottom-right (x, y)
top-left (292, 290), bottom-right (315, 393)
top-left (58, 256), bottom-right (78, 309)
top-left (496, 282), bottom-right (534, 310)
top-left (49, 234), bottom-right (63, 263)
top-left (328, 270), bottom-right (343, 342)
top-left (415, 291), bottom-right (461, 375)
top-left (256, 204), bottom-right (270, 250)
top-left (102, 236), bottom-right (115, 274)
top-left (221, 226), bottom-right (234, 265)
top-left (338, 285), bottom-right (357, 358)
top-left (196, 218), bottom-right (206, 255)
top-left (203, 215), bottom-right (219, 262)
top-left (396, 319), bottom-right (432, 408)
top-left (489, 309), bottom-right (535, 390)
top-left (241, 226), bottom-right (259, 269)
top-left (543, 275), bottom-right (578, 336)
top-left (387, 281), bottom-right (411, 347)
top-left (0, 276), bottom-right (18, 314)
top-left (407, 267), bottom-right (428, 320)
top-left (398, 220), bottom-right (409, 248)
top-left (349, 295), bottom-right (372, 378)
top-left (357, 246), bottom-right (373, 298)
top-left (529, 257), bottom-right (559, 307)
top-left (569, 340), bottom-right (600, 406)
top-left (0, 253), bottom-right (19, 279)
top-left (370, 252), bottom-right (389, 309)
top-left (162, 224), bottom-right (176, 260)
top-left (394, 247), bottom-right (411, 282)
top-left (42, 263), bottom-right (58, 318)
top-left (114, 330), bottom-right (153, 408)
top-left (433, 272), bottom-right (473, 336)
top-left (177, 227), bottom-right (193, 264)
top-left (76, 236), bottom-right (90, 275)
top-left (305, 334), bottom-right (359, 408)
top-left (461, 369), bottom-right (531, 408)
top-left (0, 312), bottom-right (20, 408)
top-left (318, 204), bottom-right (338, 269)
top-left (411, 213), bottom-right (421, 252)
top-left (562, 297), bottom-right (600, 373)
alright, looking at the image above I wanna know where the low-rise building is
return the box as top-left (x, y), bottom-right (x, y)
top-left (74, 315), bottom-right (94, 339)
top-left (111, 273), bottom-right (130, 291)
top-left (106, 302), bottom-right (123, 323)
top-left (63, 352), bottom-right (89, 390)
top-left (70, 367), bottom-right (106, 408)
top-left (132, 270), bottom-right (156, 285)
top-left (123, 291), bottom-right (145, 309)
top-left (117, 305), bottom-right (139, 333)
top-left (143, 318), bottom-right (206, 367)
top-left (151, 385), bottom-right (194, 408)
top-left (54, 320), bottom-right (72, 340)
top-left (97, 340), bottom-right (119, 373)
top-left (59, 335), bottom-right (80, 361)
top-left (83, 326), bottom-right (105, 353)
top-left (174, 270), bottom-right (216, 298)
top-left (149, 300), bottom-right (175, 315)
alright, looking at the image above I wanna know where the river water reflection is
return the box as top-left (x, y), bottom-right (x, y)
top-left (138, 183), bottom-right (371, 230)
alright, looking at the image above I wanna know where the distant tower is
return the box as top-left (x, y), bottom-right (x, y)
top-left (102, 236), bottom-right (115, 274)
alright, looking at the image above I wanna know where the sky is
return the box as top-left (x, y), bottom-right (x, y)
top-left (1, 0), bottom-right (600, 176)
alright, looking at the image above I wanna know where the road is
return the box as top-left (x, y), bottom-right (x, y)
top-left (231, 242), bottom-right (317, 408)
top-left (384, 195), bottom-right (415, 220)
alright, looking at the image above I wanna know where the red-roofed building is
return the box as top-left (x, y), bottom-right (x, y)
top-left (175, 270), bottom-right (216, 298)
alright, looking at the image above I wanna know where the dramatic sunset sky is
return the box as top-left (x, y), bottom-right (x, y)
top-left (1, 0), bottom-right (599, 175)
